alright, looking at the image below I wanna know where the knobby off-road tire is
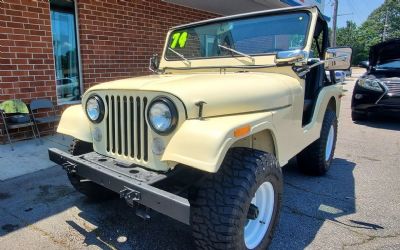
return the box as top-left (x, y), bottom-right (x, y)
top-left (67, 139), bottom-right (117, 201)
top-left (298, 109), bottom-right (338, 176)
top-left (190, 148), bottom-right (283, 250)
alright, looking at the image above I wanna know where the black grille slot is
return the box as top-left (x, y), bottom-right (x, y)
top-left (143, 97), bottom-right (148, 161)
top-left (105, 95), bottom-right (110, 152)
top-left (130, 96), bottom-right (135, 158)
top-left (123, 96), bottom-right (128, 156)
top-left (117, 96), bottom-right (122, 155)
top-left (111, 96), bottom-right (115, 153)
top-left (136, 97), bottom-right (141, 160)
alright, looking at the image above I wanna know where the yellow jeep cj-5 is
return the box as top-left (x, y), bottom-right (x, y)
top-left (49, 6), bottom-right (352, 249)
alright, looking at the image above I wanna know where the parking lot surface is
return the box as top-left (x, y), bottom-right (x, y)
top-left (0, 68), bottom-right (400, 249)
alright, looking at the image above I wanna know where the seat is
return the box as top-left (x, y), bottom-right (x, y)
top-left (0, 99), bottom-right (38, 150)
top-left (303, 99), bottom-right (313, 112)
top-left (30, 99), bottom-right (61, 138)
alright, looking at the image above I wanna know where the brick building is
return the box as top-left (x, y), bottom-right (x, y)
top-left (0, 0), bottom-right (218, 141)
top-left (0, 0), bottom-right (325, 142)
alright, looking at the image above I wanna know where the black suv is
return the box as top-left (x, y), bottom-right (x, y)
top-left (352, 39), bottom-right (400, 121)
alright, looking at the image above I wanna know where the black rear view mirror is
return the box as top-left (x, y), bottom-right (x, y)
top-left (149, 54), bottom-right (160, 73)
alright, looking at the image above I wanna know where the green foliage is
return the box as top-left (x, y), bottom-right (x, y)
top-left (336, 21), bottom-right (363, 64)
top-left (0, 100), bottom-right (29, 114)
top-left (335, 0), bottom-right (400, 65)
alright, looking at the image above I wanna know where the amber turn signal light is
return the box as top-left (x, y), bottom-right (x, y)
top-left (234, 125), bottom-right (251, 138)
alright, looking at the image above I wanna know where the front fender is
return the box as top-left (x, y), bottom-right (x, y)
top-left (162, 112), bottom-right (275, 173)
top-left (57, 105), bottom-right (92, 143)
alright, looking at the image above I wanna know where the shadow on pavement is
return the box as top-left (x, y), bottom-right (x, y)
top-left (0, 166), bottom-right (192, 249)
top-left (0, 157), bottom-right (383, 249)
top-left (73, 200), bottom-right (193, 250)
top-left (270, 158), bottom-right (361, 249)
top-left (354, 113), bottom-right (400, 131)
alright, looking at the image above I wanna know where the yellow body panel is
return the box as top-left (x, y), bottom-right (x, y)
top-left (80, 91), bottom-right (186, 172)
top-left (162, 112), bottom-right (275, 172)
top-left (88, 72), bottom-right (298, 118)
top-left (160, 82), bottom-right (342, 173)
top-left (57, 6), bottom-right (345, 173)
top-left (57, 105), bottom-right (92, 143)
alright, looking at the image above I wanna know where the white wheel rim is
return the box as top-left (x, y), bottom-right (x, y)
top-left (325, 125), bottom-right (334, 161)
top-left (244, 181), bottom-right (275, 249)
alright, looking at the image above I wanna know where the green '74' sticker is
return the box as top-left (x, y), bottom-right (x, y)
top-left (170, 31), bottom-right (188, 49)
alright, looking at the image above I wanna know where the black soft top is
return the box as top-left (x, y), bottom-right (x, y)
top-left (171, 5), bottom-right (325, 30)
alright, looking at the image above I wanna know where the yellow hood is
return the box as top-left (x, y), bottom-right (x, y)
top-left (87, 72), bottom-right (298, 118)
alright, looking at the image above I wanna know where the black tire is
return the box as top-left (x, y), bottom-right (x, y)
top-left (67, 139), bottom-right (117, 201)
top-left (73, 87), bottom-right (80, 97)
top-left (190, 148), bottom-right (283, 250)
top-left (298, 109), bottom-right (338, 176)
top-left (351, 111), bottom-right (367, 121)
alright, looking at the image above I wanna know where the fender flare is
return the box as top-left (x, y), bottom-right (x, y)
top-left (162, 111), bottom-right (278, 173)
top-left (57, 105), bottom-right (92, 143)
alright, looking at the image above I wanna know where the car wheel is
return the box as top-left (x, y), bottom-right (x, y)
top-left (73, 87), bottom-right (80, 97)
top-left (351, 111), bottom-right (367, 121)
top-left (297, 109), bottom-right (337, 176)
top-left (67, 139), bottom-right (117, 201)
top-left (190, 148), bottom-right (283, 250)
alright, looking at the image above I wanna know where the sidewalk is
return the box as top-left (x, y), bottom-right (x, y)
top-left (0, 135), bottom-right (72, 181)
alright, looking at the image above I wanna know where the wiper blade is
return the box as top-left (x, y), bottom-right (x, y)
top-left (218, 44), bottom-right (255, 62)
top-left (168, 47), bottom-right (191, 66)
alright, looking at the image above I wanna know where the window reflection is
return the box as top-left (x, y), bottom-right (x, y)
top-left (50, 1), bottom-right (81, 104)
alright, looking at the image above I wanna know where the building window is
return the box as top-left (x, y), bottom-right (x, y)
top-left (50, 0), bottom-right (81, 105)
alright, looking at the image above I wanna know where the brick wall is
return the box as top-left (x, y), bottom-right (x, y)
top-left (0, 0), bottom-right (217, 143)
top-left (0, 0), bottom-right (56, 141)
top-left (1, 0), bottom-right (55, 103)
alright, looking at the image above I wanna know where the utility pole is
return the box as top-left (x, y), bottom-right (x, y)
top-left (382, 9), bottom-right (389, 41)
top-left (332, 0), bottom-right (339, 47)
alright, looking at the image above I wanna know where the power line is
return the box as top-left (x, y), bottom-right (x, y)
top-left (337, 12), bottom-right (354, 16)
top-left (344, 0), bottom-right (357, 24)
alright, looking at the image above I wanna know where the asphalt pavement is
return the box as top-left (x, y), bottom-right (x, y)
top-left (0, 68), bottom-right (399, 249)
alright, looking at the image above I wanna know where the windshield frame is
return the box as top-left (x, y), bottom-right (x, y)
top-left (163, 10), bottom-right (312, 62)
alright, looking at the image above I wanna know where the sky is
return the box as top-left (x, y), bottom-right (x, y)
top-left (324, 0), bottom-right (385, 28)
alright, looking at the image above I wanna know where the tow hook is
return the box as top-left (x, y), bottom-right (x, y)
top-left (247, 204), bottom-right (259, 220)
top-left (120, 187), bottom-right (151, 221)
top-left (62, 161), bottom-right (77, 174)
top-left (120, 186), bottom-right (141, 207)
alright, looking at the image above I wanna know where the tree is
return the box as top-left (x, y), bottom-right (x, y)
top-left (336, 21), bottom-right (364, 64)
top-left (357, 0), bottom-right (400, 63)
top-left (336, 0), bottom-right (400, 65)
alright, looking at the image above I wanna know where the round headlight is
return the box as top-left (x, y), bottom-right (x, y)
top-left (147, 97), bottom-right (178, 135)
top-left (86, 95), bottom-right (104, 123)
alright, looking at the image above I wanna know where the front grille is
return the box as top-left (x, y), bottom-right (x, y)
top-left (384, 81), bottom-right (400, 96)
top-left (378, 97), bottom-right (400, 106)
top-left (105, 95), bottom-right (148, 162)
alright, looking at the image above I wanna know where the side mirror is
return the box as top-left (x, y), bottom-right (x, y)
top-left (275, 50), bottom-right (306, 64)
top-left (359, 60), bottom-right (369, 68)
top-left (149, 54), bottom-right (160, 72)
top-left (324, 47), bottom-right (352, 70)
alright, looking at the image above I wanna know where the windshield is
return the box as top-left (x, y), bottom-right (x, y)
top-left (165, 12), bottom-right (310, 61)
top-left (376, 60), bottom-right (400, 69)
